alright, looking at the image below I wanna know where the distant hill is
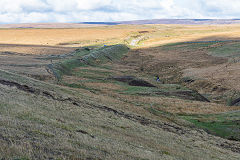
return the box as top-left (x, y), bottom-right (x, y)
top-left (83, 19), bottom-right (240, 25)
top-left (1, 19), bottom-right (240, 28)
top-left (81, 22), bottom-right (120, 25)
top-left (0, 23), bottom-right (105, 28)
top-left (117, 19), bottom-right (240, 25)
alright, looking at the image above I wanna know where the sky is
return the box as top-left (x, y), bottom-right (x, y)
top-left (0, 0), bottom-right (239, 23)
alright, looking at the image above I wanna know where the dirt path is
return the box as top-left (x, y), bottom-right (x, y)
top-left (130, 36), bottom-right (145, 46)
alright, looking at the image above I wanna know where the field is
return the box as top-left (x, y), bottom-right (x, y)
top-left (1, 24), bottom-right (240, 159)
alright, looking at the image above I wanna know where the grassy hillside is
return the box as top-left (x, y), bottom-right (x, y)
top-left (146, 40), bottom-right (240, 141)
top-left (1, 66), bottom-right (240, 160)
top-left (1, 24), bottom-right (240, 159)
top-left (181, 111), bottom-right (240, 141)
top-left (48, 44), bottom-right (129, 81)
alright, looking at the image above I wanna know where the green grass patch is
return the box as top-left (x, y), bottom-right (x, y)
top-left (74, 48), bottom-right (91, 57)
top-left (117, 83), bottom-right (191, 98)
top-left (161, 41), bottom-right (240, 58)
top-left (147, 107), bottom-right (164, 116)
top-left (75, 68), bottom-right (113, 77)
top-left (161, 41), bottom-right (217, 51)
top-left (118, 85), bottom-right (159, 95)
top-left (181, 111), bottom-right (240, 141)
top-left (50, 44), bottom-right (129, 81)
top-left (64, 82), bottom-right (101, 93)
top-left (208, 42), bottom-right (240, 58)
top-left (72, 71), bottom-right (109, 81)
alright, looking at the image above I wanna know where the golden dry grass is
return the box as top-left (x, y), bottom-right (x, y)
top-left (0, 28), bottom-right (145, 46)
top-left (0, 26), bottom-right (152, 54)
top-left (142, 24), bottom-right (240, 47)
top-left (0, 44), bottom-right (75, 55)
top-left (1, 24), bottom-right (240, 47)
top-left (1, 24), bottom-right (240, 54)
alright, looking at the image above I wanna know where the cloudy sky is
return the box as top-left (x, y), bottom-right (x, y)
top-left (0, 0), bottom-right (239, 23)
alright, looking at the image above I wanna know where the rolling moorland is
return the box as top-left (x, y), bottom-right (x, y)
top-left (0, 23), bottom-right (240, 159)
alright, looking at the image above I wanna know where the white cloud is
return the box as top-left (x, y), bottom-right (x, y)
top-left (45, 0), bottom-right (77, 12)
top-left (204, 0), bottom-right (240, 16)
top-left (0, 0), bottom-right (240, 23)
top-left (0, 0), bottom-right (48, 13)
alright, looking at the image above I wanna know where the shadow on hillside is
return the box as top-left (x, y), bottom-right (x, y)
top-left (122, 35), bottom-right (240, 104)
top-left (125, 35), bottom-right (240, 75)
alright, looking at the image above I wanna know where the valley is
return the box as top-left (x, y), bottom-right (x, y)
top-left (0, 24), bottom-right (240, 159)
